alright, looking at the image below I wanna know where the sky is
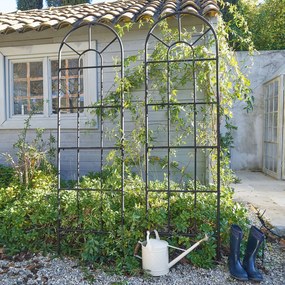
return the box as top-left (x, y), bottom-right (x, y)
top-left (0, 0), bottom-right (104, 13)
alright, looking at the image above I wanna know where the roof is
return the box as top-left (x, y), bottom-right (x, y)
top-left (0, 0), bottom-right (219, 35)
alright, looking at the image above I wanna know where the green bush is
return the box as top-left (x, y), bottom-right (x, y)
top-left (0, 166), bottom-right (248, 272)
top-left (0, 170), bottom-right (57, 254)
top-left (0, 164), bottom-right (15, 188)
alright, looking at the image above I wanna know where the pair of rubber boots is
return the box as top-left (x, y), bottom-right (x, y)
top-left (229, 224), bottom-right (264, 282)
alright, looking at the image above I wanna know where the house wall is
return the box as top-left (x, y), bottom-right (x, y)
top-left (1, 29), bottom-right (281, 176)
top-left (230, 50), bottom-right (285, 171)
top-left (0, 24), bottom-right (150, 179)
top-left (0, 17), bottom-right (215, 180)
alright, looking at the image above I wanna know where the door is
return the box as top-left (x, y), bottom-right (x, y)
top-left (263, 76), bottom-right (284, 179)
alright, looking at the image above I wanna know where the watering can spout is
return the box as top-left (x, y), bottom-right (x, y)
top-left (168, 234), bottom-right (209, 268)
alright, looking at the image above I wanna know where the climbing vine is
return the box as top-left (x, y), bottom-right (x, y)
top-left (92, 15), bottom-right (253, 181)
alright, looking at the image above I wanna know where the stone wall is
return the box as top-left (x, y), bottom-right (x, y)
top-left (230, 50), bottom-right (285, 171)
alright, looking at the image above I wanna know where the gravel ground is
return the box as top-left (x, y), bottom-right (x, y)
top-left (0, 206), bottom-right (284, 285)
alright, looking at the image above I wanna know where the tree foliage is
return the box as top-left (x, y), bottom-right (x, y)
top-left (17, 0), bottom-right (90, 10)
top-left (250, 0), bottom-right (285, 50)
top-left (46, 0), bottom-right (90, 6)
top-left (219, 0), bottom-right (257, 51)
top-left (17, 0), bottom-right (43, 10)
top-left (220, 0), bottom-right (285, 51)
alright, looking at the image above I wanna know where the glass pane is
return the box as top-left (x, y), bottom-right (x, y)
top-left (31, 98), bottom-right (43, 113)
top-left (274, 96), bottom-right (278, 112)
top-left (59, 79), bottom-right (67, 95)
top-left (273, 113), bottom-right (278, 129)
top-left (273, 127), bottom-right (277, 143)
top-left (51, 60), bottom-right (59, 77)
top-left (13, 61), bottom-right (43, 115)
top-left (30, 62), bottom-right (43, 77)
top-left (13, 63), bottom-right (27, 78)
top-left (14, 99), bottom-right (27, 115)
top-left (51, 58), bottom-right (84, 114)
top-left (269, 98), bottom-right (273, 113)
top-left (68, 59), bottom-right (80, 76)
top-left (274, 81), bottom-right (278, 96)
top-left (69, 78), bottom-right (79, 94)
top-left (14, 81), bottom-right (27, 97)
top-left (52, 79), bottom-right (58, 96)
top-left (30, 80), bottom-right (43, 97)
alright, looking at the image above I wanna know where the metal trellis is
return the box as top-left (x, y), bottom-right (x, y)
top-left (144, 12), bottom-right (221, 258)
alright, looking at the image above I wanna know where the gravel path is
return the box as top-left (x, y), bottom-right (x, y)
top-left (0, 206), bottom-right (284, 285)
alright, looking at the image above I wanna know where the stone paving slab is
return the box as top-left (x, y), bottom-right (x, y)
top-left (232, 170), bottom-right (285, 237)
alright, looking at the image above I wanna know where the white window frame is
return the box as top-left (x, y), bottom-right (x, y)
top-left (0, 41), bottom-right (97, 129)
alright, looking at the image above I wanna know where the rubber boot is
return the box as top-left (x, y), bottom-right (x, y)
top-left (243, 226), bottom-right (264, 281)
top-left (228, 224), bottom-right (248, 281)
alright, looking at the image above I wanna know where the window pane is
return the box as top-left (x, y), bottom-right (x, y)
top-left (13, 61), bottom-right (44, 115)
top-left (14, 81), bottom-right (27, 97)
top-left (30, 62), bottom-right (43, 77)
top-left (14, 99), bottom-right (27, 115)
top-left (30, 80), bottom-right (43, 97)
top-left (13, 63), bottom-right (27, 79)
top-left (51, 60), bottom-right (58, 77)
top-left (51, 58), bottom-right (84, 114)
top-left (68, 59), bottom-right (80, 76)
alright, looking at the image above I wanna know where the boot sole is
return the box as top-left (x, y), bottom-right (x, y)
top-left (230, 274), bottom-right (248, 281)
top-left (249, 277), bottom-right (263, 282)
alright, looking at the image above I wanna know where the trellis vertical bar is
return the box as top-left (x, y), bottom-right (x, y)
top-left (167, 49), bottom-right (171, 233)
top-left (99, 52), bottom-right (104, 232)
top-left (56, 46), bottom-right (62, 254)
top-left (192, 49), bottom-right (197, 203)
top-left (215, 36), bottom-right (221, 260)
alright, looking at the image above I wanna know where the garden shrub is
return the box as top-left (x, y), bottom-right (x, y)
top-left (0, 165), bottom-right (15, 188)
top-left (0, 170), bottom-right (57, 254)
top-left (0, 165), bottom-right (248, 272)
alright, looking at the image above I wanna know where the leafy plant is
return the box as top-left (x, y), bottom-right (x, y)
top-left (2, 113), bottom-right (56, 188)
top-left (0, 165), bottom-right (15, 188)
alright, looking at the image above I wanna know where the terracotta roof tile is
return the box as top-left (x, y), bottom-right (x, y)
top-left (0, 0), bottom-right (220, 35)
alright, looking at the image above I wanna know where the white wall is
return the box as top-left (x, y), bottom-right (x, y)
top-left (231, 50), bottom-right (285, 170)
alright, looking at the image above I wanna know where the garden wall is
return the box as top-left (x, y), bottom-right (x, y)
top-left (230, 50), bottom-right (285, 171)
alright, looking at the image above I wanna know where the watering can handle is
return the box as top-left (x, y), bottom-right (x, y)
top-left (134, 242), bottom-right (142, 259)
top-left (146, 230), bottom-right (160, 243)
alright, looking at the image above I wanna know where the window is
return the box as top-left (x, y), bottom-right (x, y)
top-left (263, 78), bottom-right (280, 176)
top-left (13, 61), bottom-right (44, 115)
top-left (51, 58), bottom-right (84, 114)
top-left (0, 42), bottom-right (96, 127)
top-left (12, 57), bottom-right (84, 116)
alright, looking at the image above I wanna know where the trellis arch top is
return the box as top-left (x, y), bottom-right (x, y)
top-left (145, 12), bottom-right (218, 63)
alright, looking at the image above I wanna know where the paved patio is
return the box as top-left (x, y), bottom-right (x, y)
top-left (232, 170), bottom-right (285, 237)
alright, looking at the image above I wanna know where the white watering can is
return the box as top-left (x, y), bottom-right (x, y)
top-left (134, 230), bottom-right (209, 276)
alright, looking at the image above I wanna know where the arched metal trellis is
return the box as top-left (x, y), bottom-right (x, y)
top-left (144, 12), bottom-right (221, 257)
top-left (57, 22), bottom-right (124, 251)
top-left (56, 11), bottom-right (221, 261)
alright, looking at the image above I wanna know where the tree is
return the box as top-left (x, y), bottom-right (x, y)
top-left (250, 0), bottom-right (285, 50)
top-left (46, 0), bottom-right (90, 6)
top-left (219, 0), bottom-right (258, 51)
top-left (17, 0), bottom-right (43, 10)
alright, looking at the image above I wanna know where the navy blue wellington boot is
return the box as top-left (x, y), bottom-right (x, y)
top-left (243, 226), bottom-right (264, 282)
top-left (228, 224), bottom-right (248, 281)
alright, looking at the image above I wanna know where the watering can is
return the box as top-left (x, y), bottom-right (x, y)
top-left (134, 230), bottom-right (209, 276)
